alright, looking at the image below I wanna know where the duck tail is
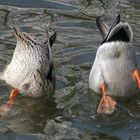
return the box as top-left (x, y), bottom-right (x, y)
top-left (96, 17), bottom-right (109, 39)
top-left (101, 14), bottom-right (133, 43)
top-left (44, 32), bottom-right (57, 48)
top-left (49, 32), bottom-right (57, 47)
top-left (96, 14), bottom-right (120, 41)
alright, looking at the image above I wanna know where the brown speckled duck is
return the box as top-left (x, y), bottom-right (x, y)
top-left (0, 26), bottom-right (56, 105)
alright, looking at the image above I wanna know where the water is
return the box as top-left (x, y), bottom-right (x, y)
top-left (0, 0), bottom-right (140, 140)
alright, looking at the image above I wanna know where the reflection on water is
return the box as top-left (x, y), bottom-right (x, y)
top-left (0, 0), bottom-right (139, 139)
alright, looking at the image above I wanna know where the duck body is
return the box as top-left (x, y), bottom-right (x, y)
top-left (2, 27), bottom-right (56, 97)
top-left (89, 40), bottom-right (138, 97)
top-left (89, 14), bottom-right (140, 114)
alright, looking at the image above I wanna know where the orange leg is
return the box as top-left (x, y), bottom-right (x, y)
top-left (133, 69), bottom-right (140, 89)
top-left (0, 89), bottom-right (20, 116)
top-left (8, 88), bottom-right (20, 107)
top-left (97, 83), bottom-right (117, 114)
top-left (9, 88), bottom-right (20, 100)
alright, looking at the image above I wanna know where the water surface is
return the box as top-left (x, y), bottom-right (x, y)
top-left (0, 0), bottom-right (140, 140)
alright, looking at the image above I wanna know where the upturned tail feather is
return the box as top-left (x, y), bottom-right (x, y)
top-left (96, 14), bottom-right (133, 44)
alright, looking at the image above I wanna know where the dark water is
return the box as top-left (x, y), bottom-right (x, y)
top-left (0, 0), bottom-right (140, 140)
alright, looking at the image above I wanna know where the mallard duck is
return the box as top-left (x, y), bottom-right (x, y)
top-left (89, 14), bottom-right (140, 114)
top-left (0, 26), bottom-right (56, 104)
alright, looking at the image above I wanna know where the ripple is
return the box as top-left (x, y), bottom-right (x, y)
top-left (0, 0), bottom-right (76, 10)
top-left (0, 0), bottom-right (140, 140)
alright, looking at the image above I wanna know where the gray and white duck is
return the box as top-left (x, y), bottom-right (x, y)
top-left (89, 14), bottom-right (140, 114)
top-left (0, 26), bottom-right (56, 106)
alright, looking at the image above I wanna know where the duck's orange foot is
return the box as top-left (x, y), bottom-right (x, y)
top-left (10, 88), bottom-right (20, 100)
top-left (97, 94), bottom-right (117, 114)
top-left (133, 69), bottom-right (140, 90)
top-left (0, 89), bottom-right (20, 117)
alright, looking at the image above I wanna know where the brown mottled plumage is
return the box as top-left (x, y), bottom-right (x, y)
top-left (1, 26), bottom-right (56, 98)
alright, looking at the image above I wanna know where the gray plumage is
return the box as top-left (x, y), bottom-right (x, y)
top-left (89, 15), bottom-right (139, 97)
top-left (96, 17), bottom-right (109, 39)
top-left (1, 26), bottom-right (56, 97)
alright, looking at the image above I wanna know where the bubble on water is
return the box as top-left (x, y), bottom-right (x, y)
top-left (133, 126), bottom-right (138, 130)
top-left (96, 124), bottom-right (101, 128)
top-left (20, 118), bottom-right (27, 122)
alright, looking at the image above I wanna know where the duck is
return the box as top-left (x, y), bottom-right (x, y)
top-left (0, 26), bottom-right (56, 106)
top-left (89, 14), bottom-right (140, 114)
